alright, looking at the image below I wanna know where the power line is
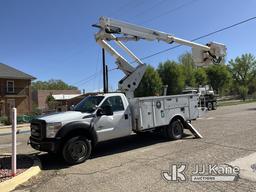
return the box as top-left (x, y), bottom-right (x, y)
top-left (130, 0), bottom-right (168, 19)
top-left (110, 0), bottom-right (148, 18)
top-left (138, 16), bottom-right (256, 61)
top-left (73, 71), bottom-right (100, 86)
top-left (108, 0), bottom-right (133, 17)
top-left (140, 0), bottom-right (200, 24)
top-left (74, 67), bottom-right (118, 87)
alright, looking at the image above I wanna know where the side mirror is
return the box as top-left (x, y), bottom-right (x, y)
top-left (96, 108), bottom-right (104, 116)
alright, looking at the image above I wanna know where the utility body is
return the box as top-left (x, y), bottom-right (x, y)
top-left (29, 17), bottom-right (226, 165)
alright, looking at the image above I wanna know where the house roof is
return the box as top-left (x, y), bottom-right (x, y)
top-left (52, 94), bottom-right (82, 101)
top-left (0, 63), bottom-right (36, 80)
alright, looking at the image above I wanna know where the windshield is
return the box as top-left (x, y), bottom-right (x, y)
top-left (74, 96), bottom-right (104, 113)
top-left (182, 90), bottom-right (198, 94)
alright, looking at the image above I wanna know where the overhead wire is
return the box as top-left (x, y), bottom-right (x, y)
top-left (137, 16), bottom-right (256, 62)
top-left (130, 0), bottom-right (168, 20)
top-left (139, 0), bottom-right (200, 24)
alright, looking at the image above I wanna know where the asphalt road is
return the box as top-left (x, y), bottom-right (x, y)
top-left (1, 103), bottom-right (256, 192)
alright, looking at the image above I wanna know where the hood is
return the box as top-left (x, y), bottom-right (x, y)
top-left (38, 111), bottom-right (91, 124)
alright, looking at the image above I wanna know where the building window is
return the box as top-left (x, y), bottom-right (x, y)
top-left (6, 80), bottom-right (14, 93)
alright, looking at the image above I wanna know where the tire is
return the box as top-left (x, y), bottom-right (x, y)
top-left (134, 131), bottom-right (146, 136)
top-left (165, 119), bottom-right (184, 140)
top-left (207, 102), bottom-right (213, 111)
top-left (212, 102), bottom-right (217, 110)
top-left (62, 136), bottom-right (92, 165)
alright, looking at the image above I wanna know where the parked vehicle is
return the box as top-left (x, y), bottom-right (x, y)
top-left (182, 85), bottom-right (218, 110)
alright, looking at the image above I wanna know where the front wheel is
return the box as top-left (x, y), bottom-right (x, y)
top-left (164, 119), bottom-right (184, 140)
top-left (62, 136), bottom-right (92, 165)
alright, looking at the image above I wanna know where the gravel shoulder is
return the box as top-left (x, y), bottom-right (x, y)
top-left (0, 155), bottom-right (33, 183)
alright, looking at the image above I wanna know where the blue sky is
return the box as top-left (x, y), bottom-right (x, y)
top-left (1, 0), bottom-right (256, 92)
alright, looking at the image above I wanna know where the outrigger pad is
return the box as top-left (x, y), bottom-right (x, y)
top-left (185, 122), bottom-right (203, 139)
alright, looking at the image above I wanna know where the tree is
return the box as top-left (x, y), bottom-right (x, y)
top-left (229, 53), bottom-right (256, 98)
top-left (194, 68), bottom-right (207, 86)
top-left (206, 64), bottom-right (231, 95)
top-left (248, 78), bottom-right (256, 95)
top-left (157, 60), bottom-right (185, 95)
top-left (238, 86), bottom-right (248, 101)
top-left (32, 79), bottom-right (78, 90)
top-left (134, 65), bottom-right (163, 97)
top-left (45, 94), bottom-right (57, 110)
top-left (179, 52), bottom-right (195, 87)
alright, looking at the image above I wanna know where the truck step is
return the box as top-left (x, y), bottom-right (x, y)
top-left (185, 122), bottom-right (203, 139)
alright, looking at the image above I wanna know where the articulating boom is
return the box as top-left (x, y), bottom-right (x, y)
top-left (93, 17), bottom-right (226, 99)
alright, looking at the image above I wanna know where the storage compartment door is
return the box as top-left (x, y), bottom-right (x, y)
top-left (139, 101), bottom-right (154, 129)
top-left (189, 95), bottom-right (199, 119)
top-left (154, 100), bottom-right (165, 127)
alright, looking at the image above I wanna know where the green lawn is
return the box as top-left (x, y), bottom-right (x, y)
top-left (218, 99), bottom-right (256, 107)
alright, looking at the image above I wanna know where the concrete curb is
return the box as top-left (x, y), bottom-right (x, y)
top-left (0, 124), bottom-right (30, 129)
top-left (0, 155), bottom-right (41, 192)
top-left (0, 127), bottom-right (30, 136)
top-left (228, 152), bottom-right (256, 182)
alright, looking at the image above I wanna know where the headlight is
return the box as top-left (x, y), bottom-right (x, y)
top-left (46, 122), bottom-right (62, 138)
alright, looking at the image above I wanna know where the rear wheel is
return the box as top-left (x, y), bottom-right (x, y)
top-left (207, 102), bottom-right (213, 111)
top-left (62, 136), bottom-right (91, 165)
top-left (164, 119), bottom-right (184, 140)
top-left (212, 101), bottom-right (217, 110)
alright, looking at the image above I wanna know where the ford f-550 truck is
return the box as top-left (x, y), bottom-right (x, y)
top-left (29, 17), bottom-right (226, 165)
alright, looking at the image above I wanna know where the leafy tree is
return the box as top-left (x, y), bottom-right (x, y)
top-left (228, 53), bottom-right (256, 97)
top-left (194, 68), bottom-right (207, 86)
top-left (238, 85), bottom-right (248, 101)
top-left (248, 78), bottom-right (256, 95)
top-left (179, 52), bottom-right (195, 87)
top-left (157, 60), bottom-right (185, 95)
top-left (206, 64), bottom-right (231, 95)
top-left (135, 65), bottom-right (163, 97)
top-left (32, 79), bottom-right (78, 90)
top-left (45, 94), bottom-right (57, 110)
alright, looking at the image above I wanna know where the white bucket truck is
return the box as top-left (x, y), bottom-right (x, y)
top-left (29, 17), bottom-right (226, 165)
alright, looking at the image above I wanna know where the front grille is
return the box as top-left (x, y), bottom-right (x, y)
top-left (30, 119), bottom-right (46, 140)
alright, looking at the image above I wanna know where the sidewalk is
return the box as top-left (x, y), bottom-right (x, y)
top-left (0, 123), bottom-right (30, 136)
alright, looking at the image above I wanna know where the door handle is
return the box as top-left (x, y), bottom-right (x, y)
top-left (124, 114), bottom-right (128, 119)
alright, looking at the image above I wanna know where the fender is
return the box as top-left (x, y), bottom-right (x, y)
top-left (169, 113), bottom-right (186, 123)
top-left (168, 113), bottom-right (188, 128)
top-left (55, 121), bottom-right (98, 146)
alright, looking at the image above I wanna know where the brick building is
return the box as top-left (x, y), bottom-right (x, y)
top-left (32, 89), bottom-right (81, 111)
top-left (0, 63), bottom-right (36, 118)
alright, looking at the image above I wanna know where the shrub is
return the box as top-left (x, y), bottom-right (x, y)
top-left (0, 116), bottom-right (10, 125)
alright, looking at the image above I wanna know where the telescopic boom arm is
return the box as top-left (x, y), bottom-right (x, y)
top-left (93, 16), bottom-right (226, 99)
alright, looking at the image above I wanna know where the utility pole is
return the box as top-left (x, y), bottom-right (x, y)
top-left (105, 64), bottom-right (109, 92)
top-left (102, 48), bottom-right (108, 93)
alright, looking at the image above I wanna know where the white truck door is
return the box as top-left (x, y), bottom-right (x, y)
top-left (94, 96), bottom-right (132, 142)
